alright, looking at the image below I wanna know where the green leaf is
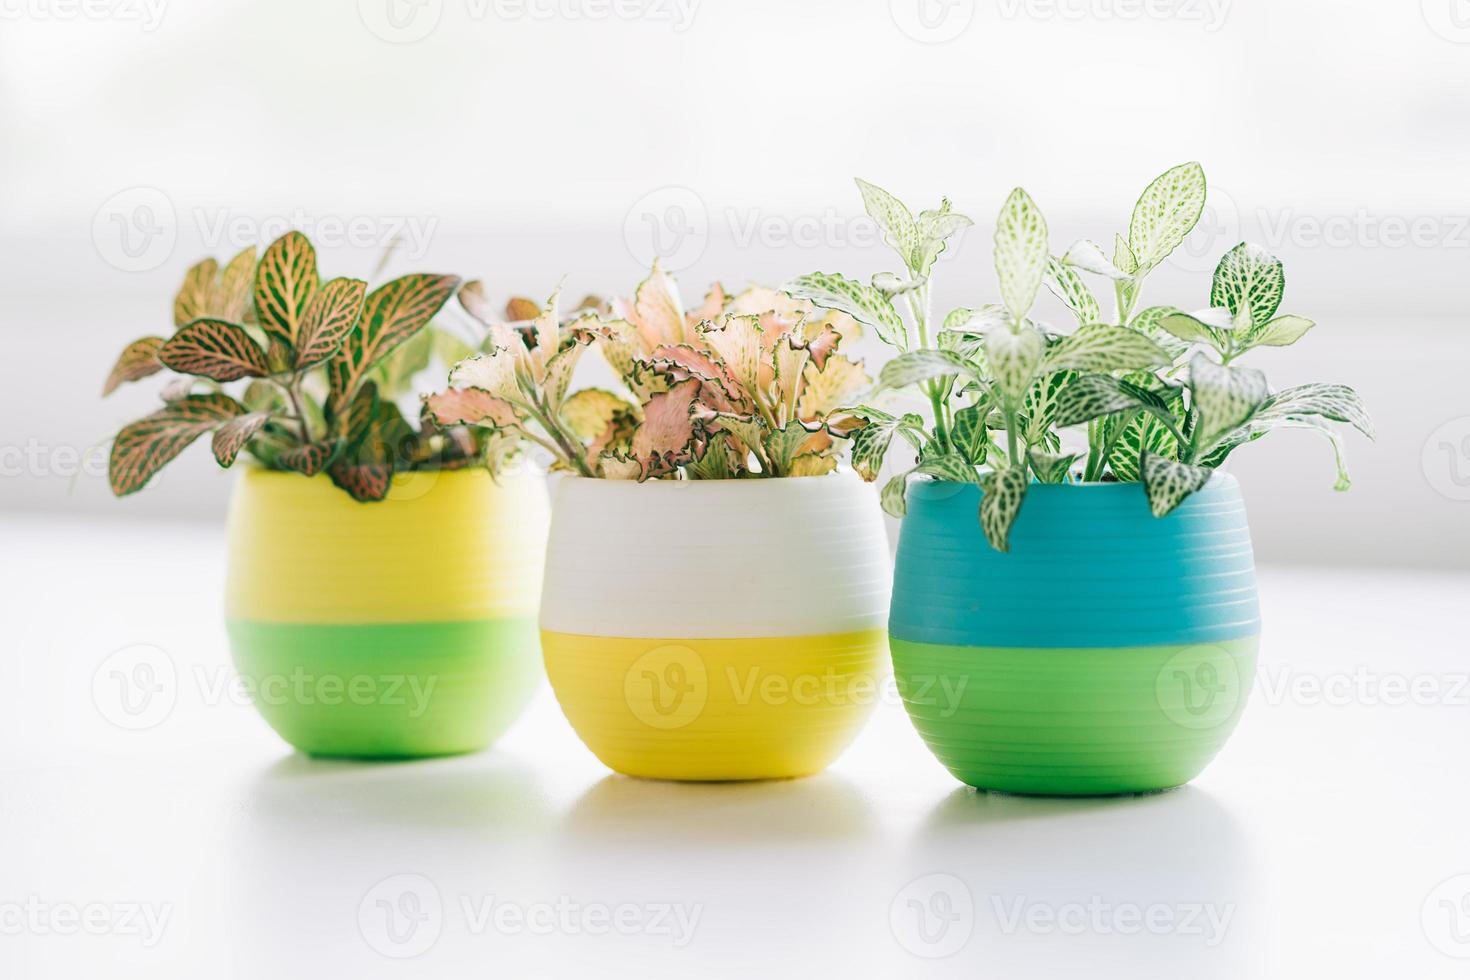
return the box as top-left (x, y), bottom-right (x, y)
top-left (942, 306), bottom-right (1006, 332)
top-left (328, 272), bottom-right (460, 416)
top-left (1188, 354), bottom-right (1269, 453)
top-left (102, 336), bottom-right (166, 396)
top-left (295, 277), bottom-right (367, 369)
top-left (158, 319), bottom-right (269, 381)
top-left (253, 231), bottom-right (320, 349)
top-left (1042, 322), bottom-right (1171, 374)
top-left (994, 188), bottom-right (1049, 320)
top-left (1021, 370), bottom-right (1076, 443)
top-left (880, 469), bottom-right (912, 518)
top-left (913, 453), bottom-right (978, 483)
top-left (912, 198), bottom-right (973, 277)
top-left (1158, 311), bottom-right (1225, 348)
top-left (850, 410), bottom-right (924, 482)
top-left (1061, 240), bottom-right (1131, 280)
top-left (1210, 242), bottom-right (1285, 329)
top-left (1128, 305), bottom-right (1190, 357)
top-left (1027, 448), bottom-right (1079, 484)
top-left (855, 178), bottom-right (918, 266)
top-left (1256, 383), bottom-right (1373, 438)
top-left (1250, 314), bottom-right (1314, 348)
top-left (1141, 451), bottom-right (1213, 516)
top-left (210, 412), bottom-right (269, 467)
top-left (985, 322), bottom-right (1046, 401)
top-left (1044, 258), bottom-right (1101, 325)
top-left (979, 468), bottom-right (1028, 552)
top-left (1128, 162), bottom-right (1206, 273)
top-left (1106, 408), bottom-right (1180, 482)
top-left (951, 404), bottom-right (989, 465)
top-left (877, 348), bottom-right (982, 391)
top-left (782, 272), bottom-right (907, 350)
top-left (1113, 234), bottom-right (1139, 276)
top-left (109, 393), bottom-right (246, 496)
top-left (1054, 374), bottom-right (1167, 428)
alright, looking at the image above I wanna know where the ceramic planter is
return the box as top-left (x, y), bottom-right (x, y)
top-left (890, 475), bottom-right (1260, 796)
top-left (540, 476), bottom-right (892, 781)
top-left (225, 467), bottom-right (548, 758)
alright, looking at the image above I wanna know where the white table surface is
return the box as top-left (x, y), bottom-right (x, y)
top-left (2, 514), bottom-right (1467, 978)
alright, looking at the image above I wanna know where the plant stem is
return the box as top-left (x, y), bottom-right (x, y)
top-left (282, 376), bottom-right (312, 445)
top-left (907, 286), bottom-right (952, 453)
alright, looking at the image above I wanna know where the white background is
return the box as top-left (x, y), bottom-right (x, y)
top-left (1, 0), bottom-right (1468, 564)
top-left (3, 1), bottom-right (1470, 977)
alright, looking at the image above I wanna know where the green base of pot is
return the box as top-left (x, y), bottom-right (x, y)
top-left (227, 618), bottom-right (541, 759)
top-left (891, 636), bottom-right (1259, 796)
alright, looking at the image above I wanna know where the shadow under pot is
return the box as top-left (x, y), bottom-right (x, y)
top-left (225, 466), bottom-right (548, 758)
top-left (890, 475), bottom-right (1260, 797)
top-left (540, 476), bottom-right (893, 781)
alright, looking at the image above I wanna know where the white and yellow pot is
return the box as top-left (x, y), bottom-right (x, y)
top-left (540, 476), bottom-right (892, 781)
top-left (225, 466), bottom-right (548, 758)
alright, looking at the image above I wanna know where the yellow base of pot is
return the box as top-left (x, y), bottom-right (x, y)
top-left (541, 629), bottom-right (888, 781)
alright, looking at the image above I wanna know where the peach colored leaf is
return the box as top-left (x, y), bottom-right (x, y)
top-left (598, 453), bottom-right (643, 480)
top-left (806, 321), bottom-right (841, 371)
top-left (688, 282), bottom-right (728, 324)
top-left (425, 388), bottom-right (522, 429)
top-left (698, 314), bottom-right (763, 397)
top-left (796, 354), bottom-right (871, 420)
top-left (458, 281), bottom-right (498, 327)
top-left (630, 378), bottom-right (704, 479)
top-left (561, 388), bottom-right (637, 441)
top-left (789, 452), bottom-right (837, 477)
top-left (505, 296), bottom-right (542, 322)
top-left (630, 260), bottom-right (688, 351)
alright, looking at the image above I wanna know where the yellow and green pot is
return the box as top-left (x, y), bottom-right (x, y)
top-left (225, 466), bottom-right (548, 758)
top-left (890, 476), bottom-right (1260, 796)
top-left (540, 476), bottom-right (893, 781)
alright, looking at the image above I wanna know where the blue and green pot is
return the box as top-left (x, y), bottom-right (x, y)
top-left (225, 466), bottom-right (548, 758)
top-left (890, 475), bottom-right (1260, 796)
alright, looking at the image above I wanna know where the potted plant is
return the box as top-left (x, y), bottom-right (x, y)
top-left (103, 232), bottom-right (549, 758)
top-left (427, 264), bottom-right (890, 780)
top-left (786, 165), bottom-right (1372, 795)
